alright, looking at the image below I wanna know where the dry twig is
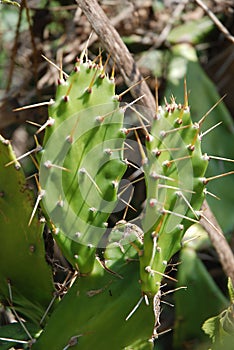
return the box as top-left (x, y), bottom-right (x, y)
top-left (195, 0), bottom-right (234, 44)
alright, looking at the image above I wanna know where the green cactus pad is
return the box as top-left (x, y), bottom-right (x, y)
top-left (0, 135), bottom-right (54, 324)
top-left (39, 56), bottom-right (127, 273)
top-left (139, 99), bottom-right (208, 295)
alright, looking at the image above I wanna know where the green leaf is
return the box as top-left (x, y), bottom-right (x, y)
top-left (174, 247), bottom-right (228, 348)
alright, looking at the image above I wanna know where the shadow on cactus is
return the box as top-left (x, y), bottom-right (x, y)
top-left (0, 50), bottom-right (233, 349)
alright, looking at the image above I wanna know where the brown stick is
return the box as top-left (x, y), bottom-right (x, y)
top-left (201, 200), bottom-right (234, 285)
top-left (195, 0), bottom-right (234, 44)
top-left (76, 0), bottom-right (156, 112)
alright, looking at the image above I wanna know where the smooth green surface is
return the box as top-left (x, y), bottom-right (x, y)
top-left (0, 135), bottom-right (54, 324)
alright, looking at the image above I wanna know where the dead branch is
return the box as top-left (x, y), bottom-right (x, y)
top-left (201, 200), bottom-right (234, 285)
top-left (195, 0), bottom-right (234, 44)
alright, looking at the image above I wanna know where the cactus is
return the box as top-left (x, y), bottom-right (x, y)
top-left (39, 53), bottom-right (127, 274)
top-left (1, 50), bottom-right (233, 349)
top-left (139, 91), bottom-right (208, 296)
top-left (0, 135), bottom-right (54, 325)
top-left (29, 54), bottom-right (211, 348)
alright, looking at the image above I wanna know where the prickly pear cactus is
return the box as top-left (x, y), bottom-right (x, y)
top-left (30, 52), bottom-right (211, 348)
top-left (140, 96), bottom-right (208, 296)
top-left (0, 135), bottom-right (54, 325)
top-left (3, 49), bottom-right (230, 349)
top-left (39, 54), bottom-right (127, 273)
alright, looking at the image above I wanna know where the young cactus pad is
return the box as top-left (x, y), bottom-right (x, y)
top-left (0, 135), bottom-right (54, 324)
top-left (139, 96), bottom-right (208, 296)
top-left (39, 54), bottom-right (127, 273)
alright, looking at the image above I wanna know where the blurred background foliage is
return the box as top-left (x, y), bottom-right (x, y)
top-left (0, 1), bottom-right (234, 349)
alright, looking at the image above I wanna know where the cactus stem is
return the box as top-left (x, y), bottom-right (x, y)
top-left (41, 54), bottom-right (69, 78)
top-left (13, 99), bottom-right (54, 112)
top-left (79, 168), bottom-right (103, 195)
top-left (117, 77), bottom-right (149, 100)
top-left (134, 129), bottom-right (148, 165)
top-left (161, 208), bottom-right (199, 224)
top-left (176, 191), bottom-right (199, 219)
top-left (35, 117), bottom-right (55, 134)
top-left (203, 171), bottom-right (234, 184)
top-left (199, 121), bottom-right (223, 139)
top-left (198, 95), bottom-right (226, 127)
top-left (125, 296), bottom-right (144, 321)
